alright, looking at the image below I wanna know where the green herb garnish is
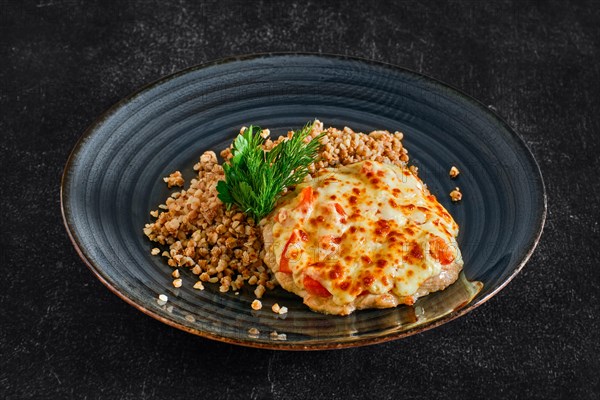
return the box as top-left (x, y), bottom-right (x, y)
top-left (216, 121), bottom-right (322, 222)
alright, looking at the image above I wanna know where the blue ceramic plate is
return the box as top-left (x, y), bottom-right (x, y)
top-left (61, 54), bottom-right (546, 350)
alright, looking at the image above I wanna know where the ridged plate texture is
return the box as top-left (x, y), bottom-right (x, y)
top-left (62, 54), bottom-right (546, 349)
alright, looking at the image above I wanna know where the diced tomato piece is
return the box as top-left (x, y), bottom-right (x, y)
top-left (297, 229), bottom-right (309, 242)
top-left (279, 231), bottom-right (297, 273)
top-left (334, 202), bottom-right (346, 216)
top-left (279, 230), bottom-right (308, 273)
top-left (303, 275), bottom-right (331, 297)
top-left (429, 236), bottom-right (456, 265)
top-left (296, 186), bottom-right (314, 213)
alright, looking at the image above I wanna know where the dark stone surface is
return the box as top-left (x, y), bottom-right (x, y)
top-left (1, 0), bottom-right (598, 399)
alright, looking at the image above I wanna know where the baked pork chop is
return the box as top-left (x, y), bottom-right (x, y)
top-left (261, 161), bottom-right (463, 315)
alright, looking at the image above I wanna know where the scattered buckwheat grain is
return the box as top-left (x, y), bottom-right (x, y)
top-left (193, 281), bottom-right (205, 290)
top-left (450, 187), bottom-right (462, 202)
top-left (251, 299), bottom-right (263, 310)
top-left (163, 171), bottom-right (184, 188)
top-left (449, 166), bottom-right (460, 178)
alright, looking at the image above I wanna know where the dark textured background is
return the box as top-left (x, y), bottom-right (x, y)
top-left (1, 1), bottom-right (599, 399)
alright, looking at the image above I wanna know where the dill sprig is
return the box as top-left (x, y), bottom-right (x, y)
top-left (216, 121), bottom-right (322, 222)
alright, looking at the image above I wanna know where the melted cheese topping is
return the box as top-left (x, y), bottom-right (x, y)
top-left (269, 160), bottom-right (460, 307)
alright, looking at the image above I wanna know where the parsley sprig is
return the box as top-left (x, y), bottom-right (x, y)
top-left (216, 121), bottom-right (322, 222)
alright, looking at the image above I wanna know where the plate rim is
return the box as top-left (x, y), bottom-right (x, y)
top-left (60, 52), bottom-right (547, 350)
